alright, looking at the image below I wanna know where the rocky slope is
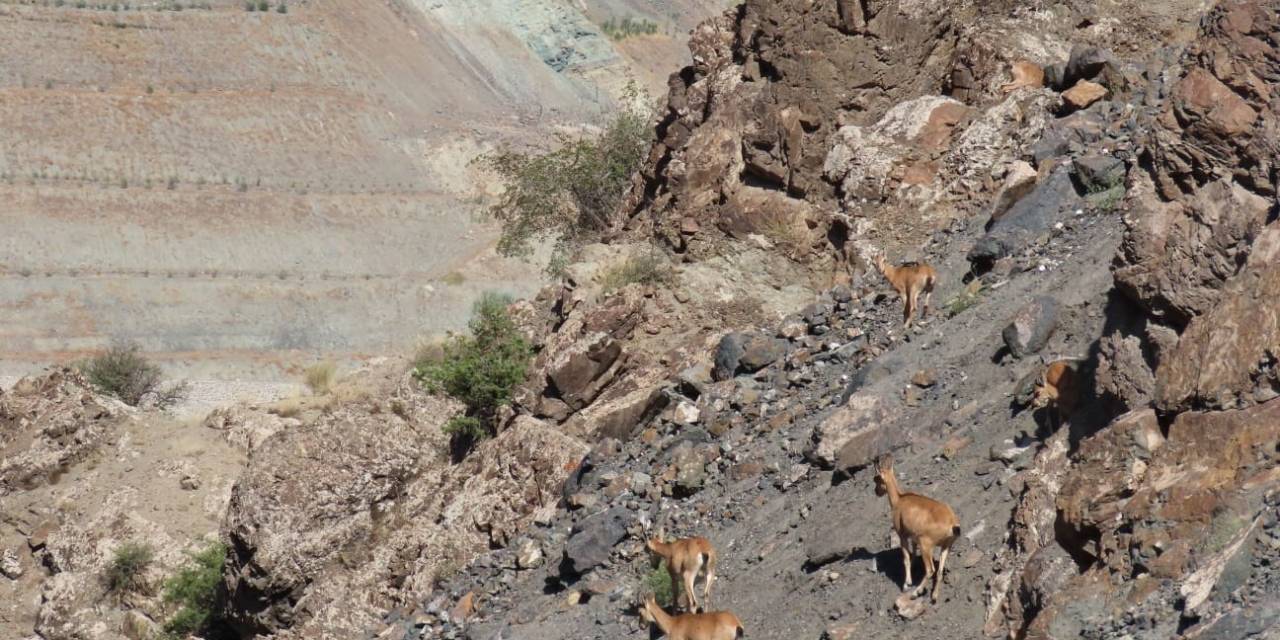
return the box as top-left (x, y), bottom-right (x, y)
top-left (3, 0), bottom-right (1279, 639)
top-left (340, 0), bottom-right (1275, 638)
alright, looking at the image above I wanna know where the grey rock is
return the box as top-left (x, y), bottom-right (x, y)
top-left (1072, 154), bottom-right (1125, 193)
top-left (969, 168), bottom-right (1081, 269)
top-left (1064, 44), bottom-right (1116, 86)
top-left (562, 507), bottom-right (630, 577)
top-left (1002, 296), bottom-right (1059, 359)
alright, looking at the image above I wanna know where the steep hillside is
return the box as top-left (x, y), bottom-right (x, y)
top-left (3, 1), bottom-right (1278, 640)
top-left (0, 0), bottom-right (723, 392)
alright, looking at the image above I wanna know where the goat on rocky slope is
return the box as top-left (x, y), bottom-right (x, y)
top-left (873, 253), bottom-right (937, 328)
top-left (874, 453), bottom-right (961, 603)
top-left (1032, 359), bottom-right (1079, 428)
top-left (640, 594), bottom-right (744, 640)
top-left (647, 533), bottom-right (718, 613)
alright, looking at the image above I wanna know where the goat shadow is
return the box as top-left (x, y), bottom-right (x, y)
top-left (843, 546), bottom-right (939, 591)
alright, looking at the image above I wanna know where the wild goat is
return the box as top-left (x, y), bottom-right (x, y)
top-left (873, 254), bottom-right (937, 328)
top-left (874, 453), bottom-right (961, 603)
top-left (1000, 60), bottom-right (1045, 93)
top-left (1032, 359), bottom-right (1079, 427)
top-left (640, 594), bottom-right (744, 640)
top-left (647, 533), bottom-right (717, 613)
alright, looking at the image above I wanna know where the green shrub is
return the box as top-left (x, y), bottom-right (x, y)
top-left (413, 293), bottom-right (532, 455)
top-left (105, 541), bottom-right (154, 595)
top-left (82, 341), bottom-right (188, 408)
top-left (303, 361), bottom-right (336, 395)
top-left (276, 1), bottom-right (286, 13)
top-left (599, 251), bottom-right (674, 292)
top-left (162, 541), bottom-right (226, 638)
top-left (474, 86), bottom-right (651, 275)
top-left (644, 562), bottom-right (674, 607)
top-left (945, 279), bottom-right (987, 318)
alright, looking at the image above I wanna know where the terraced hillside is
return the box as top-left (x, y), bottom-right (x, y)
top-left (0, 0), bottom-right (723, 391)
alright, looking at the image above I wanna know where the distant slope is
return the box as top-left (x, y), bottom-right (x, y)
top-left (0, 0), bottom-right (722, 384)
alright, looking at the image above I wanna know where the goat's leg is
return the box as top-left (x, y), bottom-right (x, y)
top-left (900, 533), bottom-right (913, 590)
top-left (903, 294), bottom-right (915, 328)
top-left (922, 287), bottom-right (932, 319)
top-left (702, 554), bottom-right (717, 610)
top-left (684, 569), bottom-right (700, 613)
top-left (912, 539), bottom-right (935, 598)
top-left (933, 544), bottom-right (951, 604)
top-left (668, 565), bottom-right (684, 610)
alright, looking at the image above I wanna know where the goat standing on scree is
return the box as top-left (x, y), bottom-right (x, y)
top-left (874, 453), bottom-right (961, 603)
top-left (873, 254), bottom-right (937, 328)
top-left (1032, 359), bottom-right (1079, 429)
top-left (640, 594), bottom-right (744, 640)
top-left (647, 534), bottom-right (717, 613)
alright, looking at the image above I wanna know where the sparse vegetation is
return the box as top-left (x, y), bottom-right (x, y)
top-left (757, 212), bottom-right (812, 256)
top-left (256, 0), bottom-right (266, 10)
top-left (601, 16), bottom-right (659, 39)
top-left (161, 541), bottom-right (226, 639)
top-left (473, 84), bottom-right (652, 275)
top-left (413, 293), bottom-right (532, 456)
top-left (945, 279), bottom-right (987, 317)
top-left (81, 341), bottom-right (188, 408)
top-left (303, 361), bottom-right (336, 395)
top-left (105, 541), bottom-right (154, 595)
top-left (644, 562), bottom-right (674, 607)
top-left (599, 250), bottom-right (675, 292)
top-left (442, 271), bottom-right (466, 286)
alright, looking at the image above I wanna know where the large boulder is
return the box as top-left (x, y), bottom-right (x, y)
top-left (1002, 297), bottom-right (1059, 359)
top-left (713, 332), bottom-right (786, 381)
top-left (969, 167), bottom-right (1081, 270)
top-left (561, 507), bottom-right (630, 577)
top-left (806, 393), bottom-right (890, 469)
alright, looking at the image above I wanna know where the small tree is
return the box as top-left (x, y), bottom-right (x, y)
top-left (414, 293), bottom-right (532, 459)
top-left (474, 85), bottom-right (651, 275)
top-left (82, 341), bottom-right (188, 408)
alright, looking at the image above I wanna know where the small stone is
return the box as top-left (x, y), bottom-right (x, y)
top-left (895, 592), bottom-right (927, 620)
top-left (1062, 79), bottom-right (1108, 110)
top-left (674, 401), bottom-right (701, 425)
top-left (180, 474), bottom-right (201, 491)
top-left (910, 369), bottom-right (937, 388)
top-left (0, 548), bottom-right (22, 580)
top-left (962, 549), bottom-right (983, 568)
top-left (941, 436), bottom-right (971, 460)
top-left (516, 539), bottom-right (543, 569)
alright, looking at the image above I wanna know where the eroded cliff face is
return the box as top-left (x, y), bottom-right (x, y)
top-left (1002, 4), bottom-right (1280, 636)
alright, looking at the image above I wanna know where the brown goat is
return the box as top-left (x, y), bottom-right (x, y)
top-left (874, 254), bottom-right (937, 328)
top-left (1000, 61), bottom-right (1045, 93)
top-left (648, 534), bottom-right (717, 613)
top-left (640, 594), bottom-right (744, 640)
top-left (1032, 359), bottom-right (1079, 428)
top-left (874, 453), bottom-right (961, 603)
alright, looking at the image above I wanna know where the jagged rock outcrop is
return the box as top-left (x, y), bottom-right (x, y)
top-left (0, 368), bottom-right (125, 496)
top-left (994, 3), bottom-right (1280, 636)
top-left (220, 382), bottom-right (588, 637)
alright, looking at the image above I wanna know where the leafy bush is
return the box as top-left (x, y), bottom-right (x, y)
top-left (474, 87), bottom-right (651, 275)
top-left (600, 251), bottom-right (674, 292)
top-left (105, 541), bottom-right (154, 595)
top-left (303, 361), bottom-right (336, 395)
top-left (162, 541), bottom-right (226, 638)
top-left (82, 342), bottom-right (188, 408)
top-left (644, 562), bottom-right (674, 607)
top-left (413, 293), bottom-right (532, 455)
